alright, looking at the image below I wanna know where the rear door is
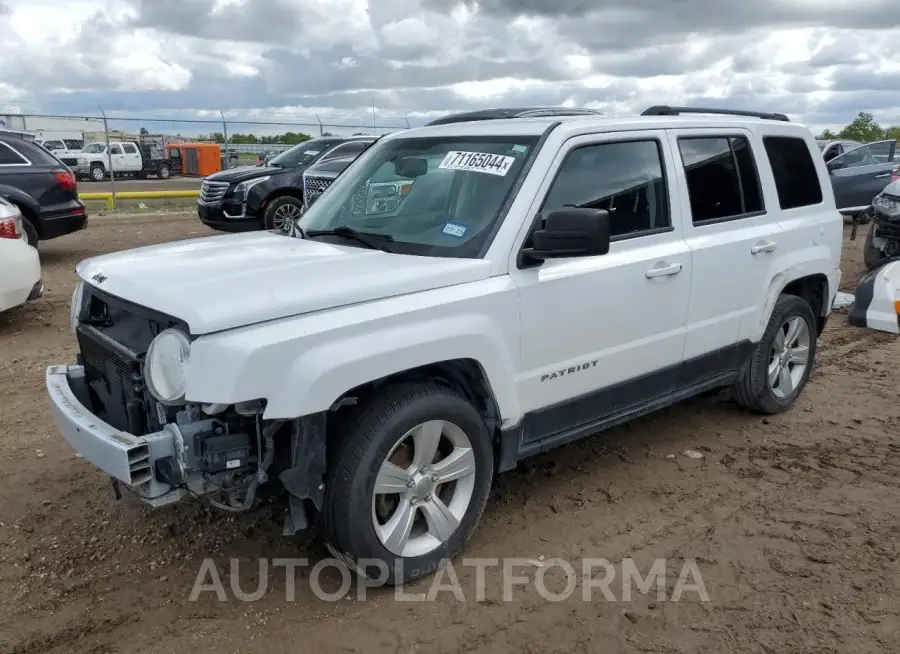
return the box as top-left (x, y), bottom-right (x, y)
top-left (666, 128), bottom-right (783, 375)
top-left (828, 140), bottom-right (896, 211)
top-left (108, 143), bottom-right (126, 173)
top-left (121, 143), bottom-right (143, 171)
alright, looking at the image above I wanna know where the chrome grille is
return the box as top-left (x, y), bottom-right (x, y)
top-left (200, 180), bottom-right (229, 203)
top-left (303, 176), bottom-right (333, 206)
top-left (60, 157), bottom-right (79, 167)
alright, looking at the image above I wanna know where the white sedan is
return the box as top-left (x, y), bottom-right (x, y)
top-left (0, 197), bottom-right (42, 312)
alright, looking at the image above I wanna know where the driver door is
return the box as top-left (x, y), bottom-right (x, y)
top-left (509, 131), bottom-right (691, 443)
top-left (828, 140), bottom-right (896, 211)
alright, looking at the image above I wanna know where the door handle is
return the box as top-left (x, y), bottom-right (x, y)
top-left (750, 241), bottom-right (777, 254)
top-left (875, 172), bottom-right (891, 178)
top-left (645, 262), bottom-right (683, 278)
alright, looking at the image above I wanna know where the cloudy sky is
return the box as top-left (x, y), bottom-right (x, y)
top-left (2, 0), bottom-right (900, 135)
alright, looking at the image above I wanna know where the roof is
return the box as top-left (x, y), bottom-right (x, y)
top-left (388, 112), bottom-right (808, 141)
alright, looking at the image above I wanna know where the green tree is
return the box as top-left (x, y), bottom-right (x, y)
top-left (839, 112), bottom-right (885, 142)
top-left (883, 125), bottom-right (900, 141)
top-left (817, 128), bottom-right (837, 140)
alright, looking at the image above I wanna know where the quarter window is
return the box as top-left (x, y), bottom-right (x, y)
top-left (762, 136), bottom-right (823, 210)
top-left (541, 139), bottom-right (671, 239)
top-left (678, 136), bottom-right (764, 224)
top-left (0, 142), bottom-right (29, 165)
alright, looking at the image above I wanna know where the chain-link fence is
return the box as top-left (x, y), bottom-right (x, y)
top-left (0, 110), bottom-right (414, 169)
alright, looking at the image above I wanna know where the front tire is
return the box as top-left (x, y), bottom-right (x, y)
top-left (90, 164), bottom-right (105, 182)
top-left (262, 196), bottom-right (303, 232)
top-left (321, 383), bottom-right (494, 586)
top-left (732, 294), bottom-right (817, 415)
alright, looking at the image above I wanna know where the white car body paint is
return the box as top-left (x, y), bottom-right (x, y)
top-left (0, 204), bottom-right (41, 313)
top-left (55, 112), bottom-right (843, 439)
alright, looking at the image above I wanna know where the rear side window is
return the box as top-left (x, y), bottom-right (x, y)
top-left (762, 137), bottom-right (823, 210)
top-left (0, 141), bottom-right (30, 165)
top-left (678, 136), bottom-right (764, 224)
top-left (122, 143), bottom-right (138, 154)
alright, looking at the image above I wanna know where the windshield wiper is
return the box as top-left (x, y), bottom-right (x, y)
top-left (305, 226), bottom-right (395, 252)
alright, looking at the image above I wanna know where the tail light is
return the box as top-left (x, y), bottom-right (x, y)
top-left (0, 215), bottom-right (23, 239)
top-left (53, 169), bottom-right (77, 190)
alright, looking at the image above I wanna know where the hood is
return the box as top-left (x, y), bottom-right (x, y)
top-left (75, 231), bottom-right (492, 335)
top-left (880, 179), bottom-right (900, 198)
top-left (205, 164), bottom-right (292, 183)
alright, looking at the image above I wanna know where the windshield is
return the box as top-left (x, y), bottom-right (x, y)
top-left (297, 134), bottom-right (540, 258)
top-left (268, 140), bottom-right (334, 167)
top-left (82, 143), bottom-right (106, 153)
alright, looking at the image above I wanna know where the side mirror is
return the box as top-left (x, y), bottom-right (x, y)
top-left (524, 208), bottom-right (610, 262)
top-left (827, 159), bottom-right (845, 171)
top-left (394, 157), bottom-right (427, 178)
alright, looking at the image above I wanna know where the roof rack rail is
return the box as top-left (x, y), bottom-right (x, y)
top-left (424, 106), bottom-right (603, 126)
top-left (515, 108), bottom-right (603, 119)
top-left (641, 105), bottom-right (789, 122)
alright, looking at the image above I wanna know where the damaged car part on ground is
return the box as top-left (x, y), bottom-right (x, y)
top-left (47, 106), bottom-right (842, 586)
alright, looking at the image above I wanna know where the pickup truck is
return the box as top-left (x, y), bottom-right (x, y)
top-left (74, 140), bottom-right (173, 181)
top-left (47, 105), bottom-right (842, 586)
top-left (36, 138), bottom-right (83, 168)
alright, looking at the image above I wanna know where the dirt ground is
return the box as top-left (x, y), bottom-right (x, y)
top-left (1, 215), bottom-right (898, 654)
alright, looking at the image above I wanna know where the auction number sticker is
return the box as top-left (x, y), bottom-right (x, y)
top-left (439, 151), bottom-right (515, 176)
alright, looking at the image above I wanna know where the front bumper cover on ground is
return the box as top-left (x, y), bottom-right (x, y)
top-left (848, 259), bottom-right (900, 334)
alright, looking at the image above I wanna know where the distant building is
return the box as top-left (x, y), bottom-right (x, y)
top-left (0, 114), bottom-right (105, 140)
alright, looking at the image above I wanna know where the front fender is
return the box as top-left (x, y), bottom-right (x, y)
top-left (265, 313), bottom-right (519, 421)
top-left (185, 279), bottom-right (522, 425)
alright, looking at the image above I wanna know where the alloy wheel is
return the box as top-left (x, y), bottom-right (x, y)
top-left (371, 420), bottom-right (477, 558)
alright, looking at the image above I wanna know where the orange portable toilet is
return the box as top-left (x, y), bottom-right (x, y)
top-left (166, 142), bottom-right (222, 177)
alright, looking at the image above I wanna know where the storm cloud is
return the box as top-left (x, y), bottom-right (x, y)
top-left (2, 0), bottom-right (900, 134)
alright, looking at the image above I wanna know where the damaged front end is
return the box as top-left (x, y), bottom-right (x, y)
top-left (45, 283), bottom-right (326, 533)
top-left (855, 192), bottom-right (900, 269)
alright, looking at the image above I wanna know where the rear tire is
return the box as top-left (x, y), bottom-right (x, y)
top-left (732, 294), bottom-right (817, 415)
top-left (158, 165), bottom-right (170, 180)
top-left (320, 383), bottom-right (494, 586)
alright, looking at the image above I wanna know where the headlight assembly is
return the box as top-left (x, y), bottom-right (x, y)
top-left (235, 176), bottom-right (270, 199)
top-left (145, 328), bottom-right (191, 405)
top-left (873, 193), bottom-right (900, 218)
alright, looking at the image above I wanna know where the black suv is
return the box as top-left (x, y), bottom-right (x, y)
top-left (197, 135), bottom-right (378, 232)
top-left (0, 130), bottom-right (88, 247)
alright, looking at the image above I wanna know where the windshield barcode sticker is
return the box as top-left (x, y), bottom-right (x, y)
top-left (439, 151), bottom-right (515, 176)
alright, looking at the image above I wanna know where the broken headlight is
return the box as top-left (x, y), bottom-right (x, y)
top-left (873, 193), bottom-right (900, 218)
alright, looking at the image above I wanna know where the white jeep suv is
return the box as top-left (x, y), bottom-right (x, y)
top-left (46, 106), bottom-right (842, 585)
